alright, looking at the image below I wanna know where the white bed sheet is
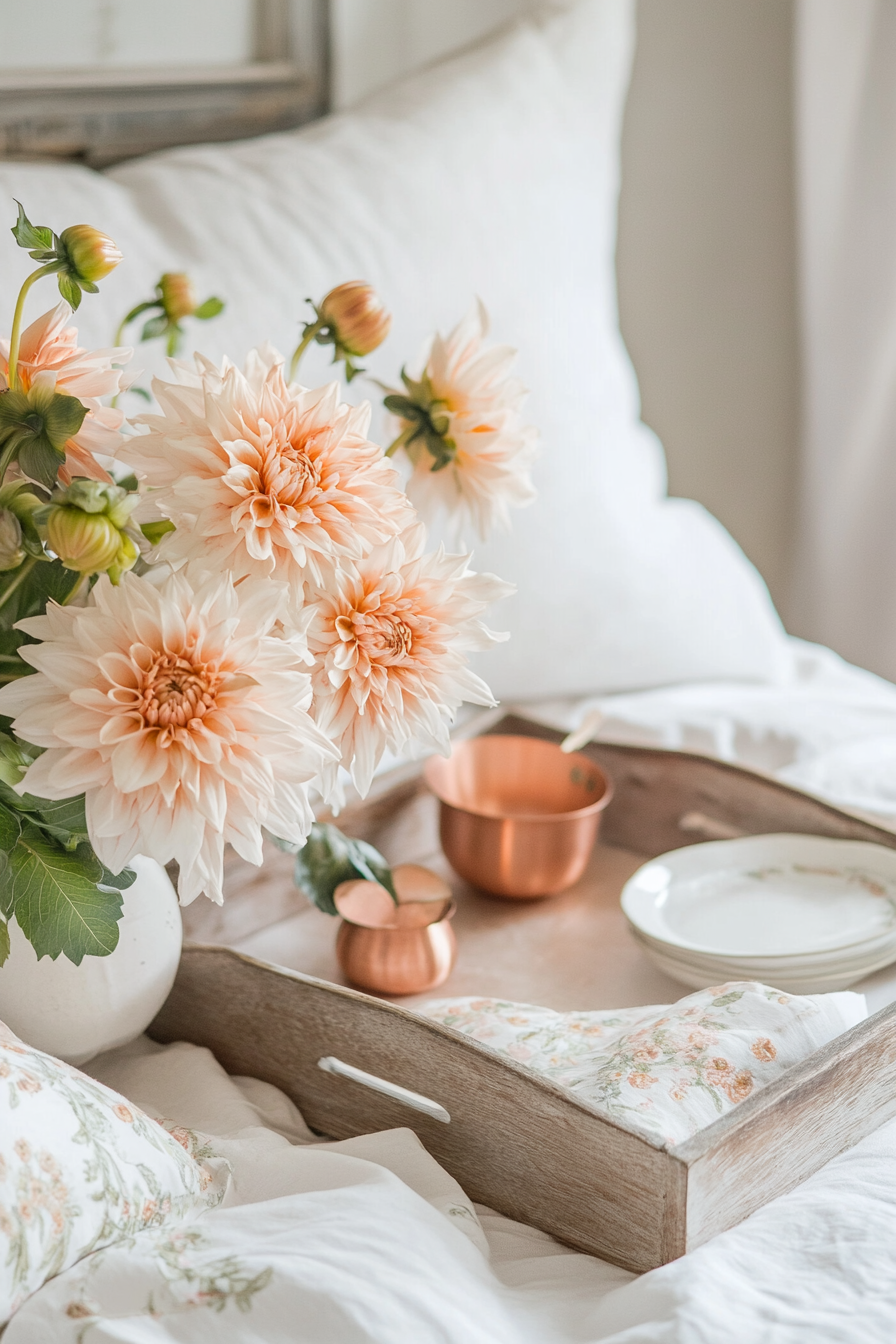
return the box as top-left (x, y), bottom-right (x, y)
top-left (4, 1034), bottom-right (894, 1342)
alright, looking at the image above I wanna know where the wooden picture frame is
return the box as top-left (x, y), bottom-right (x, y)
top-left (0, 0), bottom-right (329, 168)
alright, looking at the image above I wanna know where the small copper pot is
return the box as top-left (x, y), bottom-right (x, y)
top-left (424, 734), bottom-right (612, 899)
top-left (334, 876), bottom-right (456, 995)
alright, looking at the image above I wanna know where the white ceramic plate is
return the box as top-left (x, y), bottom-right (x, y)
top-left (630, 929), bottom-right (896, 995)
top-left (622, 834), bottom-right (896, 958)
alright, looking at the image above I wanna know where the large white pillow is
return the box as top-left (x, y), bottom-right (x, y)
top-left (0, 0), bottom-right (789, 700)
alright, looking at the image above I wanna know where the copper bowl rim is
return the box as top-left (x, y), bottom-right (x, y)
top-left (423, 735), bottom-right (614, 824)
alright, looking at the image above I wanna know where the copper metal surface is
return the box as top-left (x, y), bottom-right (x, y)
top-left (424, 734), bottom-right (613, 898)
top-left (334, 878), bottom-right (457, 995)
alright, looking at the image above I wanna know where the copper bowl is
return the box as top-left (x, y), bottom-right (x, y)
top-left (334, 873), bottom-right (456, 995)
top-left (424, 734), bottom-right (612, 899)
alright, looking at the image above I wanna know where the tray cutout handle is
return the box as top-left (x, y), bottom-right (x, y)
top-left (317, 1056), bottom-right (451, 1124)
top-left (678, 811), bottom-right (747, 841)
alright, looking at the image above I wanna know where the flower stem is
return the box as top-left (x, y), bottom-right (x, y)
top-left (289, 319), bottom-right (325, 382)
top-left (7, 264), bottom-right (59, 391)
top-left (111, 301), bottom-right (157, 409)
top-left (0, 556), bottom-right (37, 613)
top-left (384, 424), bottom-right (415, 458)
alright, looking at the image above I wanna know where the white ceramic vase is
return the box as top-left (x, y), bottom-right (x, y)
top-left (0, 855), bottom-right (182, 1065)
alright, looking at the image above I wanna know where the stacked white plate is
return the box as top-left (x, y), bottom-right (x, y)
top-left (621, 834), bottom-right (896, 993)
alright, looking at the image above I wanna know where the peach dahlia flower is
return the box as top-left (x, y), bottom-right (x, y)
top-left (400, 301), bottom-right (537, 541)
top-left (124, 346), bottom-right (412, 594)
top-left (0, 569), bottom-right (338, 904)
top-left (306, 522), bottom-right (514, 796)
top-left (0, 304), bottom-right (131, 484)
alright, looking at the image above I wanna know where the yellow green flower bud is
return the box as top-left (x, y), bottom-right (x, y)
top-left (47, 508), bottom-right (121, 576)
top-left (319, 282), bottom-right (391, 358)
top-left (58, 225), bottom-right (122, 284)
top-left (158, 272), bottom-right (198, 321)
top-left (44, 480), bottom-right (140, 581)
top-left (0, 511), bottom-right (25, 572)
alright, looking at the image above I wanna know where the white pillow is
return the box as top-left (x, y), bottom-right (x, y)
top-left (0, 0), bottom-right (789, 700)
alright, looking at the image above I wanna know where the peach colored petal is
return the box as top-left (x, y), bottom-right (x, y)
top-left (0, 570), bottom-right (338, 903)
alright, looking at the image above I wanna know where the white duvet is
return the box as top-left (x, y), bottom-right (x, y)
top-left (8, 636), bottom-right (896, 1342)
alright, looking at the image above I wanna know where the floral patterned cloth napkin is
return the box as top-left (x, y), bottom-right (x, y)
top-left (422, 983), bottom-right (867, 1148)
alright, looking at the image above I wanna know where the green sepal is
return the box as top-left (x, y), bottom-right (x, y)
top-left (383, 394), bottom-right (422, 421)
top-left (11, 202), bottom-right (53, 253)
top-left (0, 386), bottom-right (87, 488)
top-left (140, 519), bottom-right (176, 546)
top-left (57, 271), bottom-right (83, 311)
top-left (112, 470), bottom-right (140, 492)
top-left (141, 314), bottom-right (170, 342)
top-left (273, 821), bottom-right (397, 917)
top-left (194, 297), bottom-right (224, 320)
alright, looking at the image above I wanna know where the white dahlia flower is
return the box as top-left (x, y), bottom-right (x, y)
top-left (0, 569), bottom-right (338, 904)
top-left (306, 521), bottom-right (514, 796)
top-left (123, 345), bottom-right (412, 594)
top-left (392, 301), bottom-right (537, 541)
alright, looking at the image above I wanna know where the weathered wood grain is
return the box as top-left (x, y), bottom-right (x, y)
top-left (674, 997), bottom-right (896, 1249)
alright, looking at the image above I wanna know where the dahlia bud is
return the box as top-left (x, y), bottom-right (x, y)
top-left (0, 511), bottom-right (24, 572)
top-left (158, 272), bottom-right (198, 321)
top-left (47, 509), bottom-right (120, 576)
top-left (319, 282), bottom-right (391, 357)
top-left (44, 481), bottom-right (139, 581)
top-left (58, 225), bottom-right (122, 284)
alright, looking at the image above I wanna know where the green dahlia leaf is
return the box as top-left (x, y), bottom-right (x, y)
top-left (194, 297), bottom-right (224, 320)
top-left (0, 805), bottom-right (21, 855)
top-left (275, 821), bottom-right (396, 916)
top-left (8, 823), bottom-right (123, 964)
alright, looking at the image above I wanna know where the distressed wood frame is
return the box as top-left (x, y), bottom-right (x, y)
top-left (0, 0), bottom-right (329, 168)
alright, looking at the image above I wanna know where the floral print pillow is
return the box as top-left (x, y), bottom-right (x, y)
top-left (423, 983), bottom-right (866, 1148)
top-left (0, 1019), bottom-right (228, 1324)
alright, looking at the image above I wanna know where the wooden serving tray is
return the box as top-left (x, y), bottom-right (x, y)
top-left (149, 714), bottom-right (896, 1273)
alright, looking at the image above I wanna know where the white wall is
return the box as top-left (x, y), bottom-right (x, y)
top-left (332, 0), bottom-right (799, 613)
top-left (618, 0), bottom-right (798, 613)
